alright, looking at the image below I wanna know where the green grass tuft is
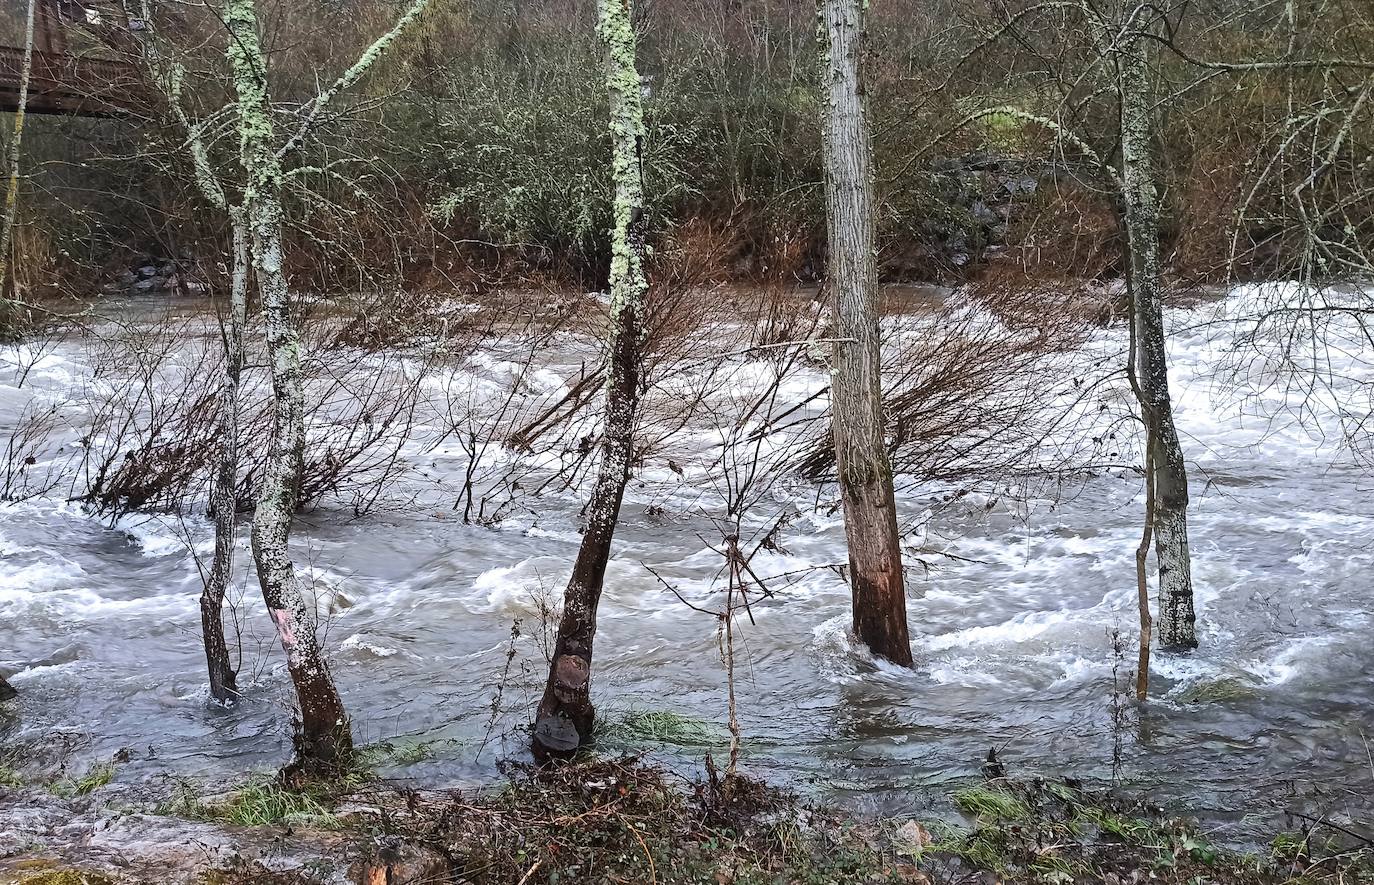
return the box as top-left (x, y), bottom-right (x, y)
top-left (954, 785), bottom-right (1031, 821)
top-left (210, 779), bottom-right (338, 828)
top-left (49, 763), bottom-right (115, 799)
top-left (598, 708), bottom-right (723, 748)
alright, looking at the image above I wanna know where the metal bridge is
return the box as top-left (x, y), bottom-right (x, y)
top-left (1, 0), bottom-right (141, 116)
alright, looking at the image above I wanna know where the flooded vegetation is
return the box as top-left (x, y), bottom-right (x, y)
top-left (2, 0), bottom-right (1373, 881)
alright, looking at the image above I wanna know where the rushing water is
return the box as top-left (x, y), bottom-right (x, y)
top-left (1, 285), bottom-right (1370, 840)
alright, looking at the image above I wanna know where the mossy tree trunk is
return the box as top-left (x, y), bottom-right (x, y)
top-left (817, 0), bottom-right (912, 666)
top-left (224, 0), bottom-right (353, 770)
top-left (1118, 32), bottom-right (1197, 651)
top-left (532, 0), bottom-right (649, 759)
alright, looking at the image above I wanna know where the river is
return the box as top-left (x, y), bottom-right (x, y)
top-left (1, 284), bottom-right (1370, 842)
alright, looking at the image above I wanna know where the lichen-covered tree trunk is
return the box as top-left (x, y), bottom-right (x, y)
top-left (0, 0), bottom-right (37, 330)
top-left (817, 0), bottom-right (912, 666)
top-left (201, 209), bottom-right (249, 704)
top-left (225, 0), bottom-right (353, 768)
top-left (1119, 37), bottom-right (1197, 651)
top-left (532, 0), bottom-right (648, 759)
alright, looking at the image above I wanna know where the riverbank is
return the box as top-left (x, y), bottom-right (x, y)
top-left (1, 755), bottom-right (1370, 884)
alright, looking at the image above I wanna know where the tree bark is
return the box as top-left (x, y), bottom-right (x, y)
top-left (225, 0), bottom-right (353, 770)
top-left (1118, 34), bottom-right (1197, 651)
top-left (532, 0), bottom-right (648, 759)
top-left (817, 0), bottom-right (912, 666)
top-left (0, 0), bottom-right (36, 329)
top-left (201, 208), bottom-right (249, 704)
top-left (134, 13), bottom-right (242, 703)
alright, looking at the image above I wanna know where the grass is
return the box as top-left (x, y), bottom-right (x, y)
top-left (201, 780), bottom-right (339, 830)
top-left (12, 760), bottom-right (1374, 885)
top-left (212, 780), bottom-right (338, 828)
top-left (953, 785), bottom-right (1031, 821)
top-left (597, 708), bottom-right (724, 748)
top-left (160, 775), bottom-right (339, 829)
top-left (47, 763), bottom-right (115, 799)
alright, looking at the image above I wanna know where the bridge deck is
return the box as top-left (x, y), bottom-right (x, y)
top-left (0, 45), bottom-right (140, 116)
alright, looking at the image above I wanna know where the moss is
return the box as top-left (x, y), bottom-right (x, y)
top-left (7, 870), bottom-right (117, 885)
top-left (357, 738), bottom-right (438, 768)
top-left (1176, 676), bottom-right (1260, 704)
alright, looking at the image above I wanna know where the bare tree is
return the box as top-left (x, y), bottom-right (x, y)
top-left (1117, 16), bottom-right (1195, 650)
top-left (0, 0), bottom-right (36, 335)
top-left (532, 0), bottom-right (650, 758)
top-left (222, 0), bottom-right (432, 772)
top-left (200, 210), bottom-right (249, 703)
top-left (816, 0), bottom-right (911, 665)
top-left (129, 13), bottom-right (246, 703)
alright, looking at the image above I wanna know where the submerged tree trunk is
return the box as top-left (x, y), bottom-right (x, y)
top-left (817, 0), bottom-right (912, 666)
top-left (201, 209), bottom-right (249, 704)
top-left (1118, 36), bottom-right (1197, 651)
top-left (0, 0), bottom-right (37, 326)
top-left (225, 0), bottom-right (353, 769)
top-left (532, 0), bottom-right (649, 759)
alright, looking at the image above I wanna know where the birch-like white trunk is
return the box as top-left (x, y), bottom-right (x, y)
top-left (0, 0), bottom-right (37, 328)
top-left (225, 0), bottom-right (353, 768)
top-left (532, 0), bottom-right (649, 758)
top-left (1119, 36), bottom-right (1197, 651)
top-left (817, 0), bottom-right (912, 666)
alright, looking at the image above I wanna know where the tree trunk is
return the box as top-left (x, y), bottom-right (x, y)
top-left (1118, 36), bottom-right (1197, 651)
top-left (201, 209), bottom-right (249, 704)
top-left (226, 0), bottom-right (353, 770)
top-left (0, 0), bottom-right (36, 328)
top-left (532, 0), bottom-right (649, 759)
top-left (817, 0), bottom-right (912, 666)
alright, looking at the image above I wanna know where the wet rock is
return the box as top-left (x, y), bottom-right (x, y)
top-left (133, 279), bottom-right (159, 292)
top-left (0, 787), bottom-right (362, 883)
top-left (137, 265), bottom-right (158, 279)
